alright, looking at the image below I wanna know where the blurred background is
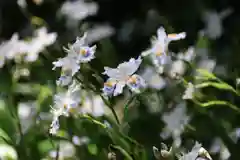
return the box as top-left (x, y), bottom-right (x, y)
top-left (0, 0), bottom-right (240, 159)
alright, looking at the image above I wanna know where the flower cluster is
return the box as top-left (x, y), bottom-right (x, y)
top-left (141, 27), bottom-right (186, 72)
top-left (102, 56), bottom-right (146, 96)
top-left (53, 33), bottom-right (96, 86)
top-left (49, 26), bottom-right (189, 135)
top-left (0, 27), bottom-right (57, 68)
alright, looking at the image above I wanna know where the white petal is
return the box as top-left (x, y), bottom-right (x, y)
top-left (113, 81), bottom-right (126, 96)
top-left (141, 48), bottom-right (152, 57)
top-left (103, 67), bottom-right (121, 79)
top-left (167, 32), bottom-right (186, 41)
top-left (117, 56), bottom-right (142, 77)
top-left (157, 27), bottom-right (167, 40)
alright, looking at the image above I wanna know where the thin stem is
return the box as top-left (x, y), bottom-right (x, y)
top-left (100, 94), bottom-right (120, 125)
top-left (80, 114), bottom-right (107, 129)
top-left (123, 95), bottom-right (136, 123)
top-left (55, 142), bottom-right (60, 160)
top-left (75, 75), bottom-right (120, 125)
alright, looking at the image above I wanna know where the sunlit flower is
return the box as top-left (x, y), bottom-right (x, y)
top-left (177, 47), bottom-right (196, 62)
top-left (236, 78), bottom-right (240, 86)
top-left (80, 95), bottom-right (106, 117)
top-left (229, 128), bottom-right (240, 143)
top-left (140, 66), bottom-right (166, 90)
top-left (49, 117), bottom-right (60, 135)
top-left (65, 33), bottom-right (96, 63)
top-left (72, 136), bottom-right (90, 146)
top-left (168, 60), bottom-right (187, 79)
top-left (60, 0), bottom-right (98, 21)
top-left (24, 27), bottom-right (57, 62)
top-left (53, 55), bottom-right (80, 86)
top-left (183, 82), bottom-right (195, 100)
top-left (142, 27), bottom-right (186, 67)
top-left (194, 48), bottom-right (216, 77)
top-left (179, 142), bottom-right (202, 160)
top-left (49, 141), bottom-right (76, 160)
top-left (209, 137), bottom-right (230, 160)
top-left (160, 102), bottom-right (191, 147)
top-left (102, 56), bottom-right (145, 96)
top-left (18, 101), bottom-right (37, 133)
top-left (0, 34), bottom-right (28, 67)
top-left (49, 81), bottom-right (81, 134)
top-left (85, 24), bottom-right (115, 43)
top-left (0, 144), bottom-right (18, 160)
top-left (202, 8), bottom-right (233, 39)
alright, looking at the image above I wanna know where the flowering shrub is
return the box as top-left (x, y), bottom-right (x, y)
top-left (0, 0), bottom-right (240, 160)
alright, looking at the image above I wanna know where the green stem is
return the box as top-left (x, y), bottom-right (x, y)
top-left (192, 99), bottom-right (240, 113)
top-left (75, 75), bottom-right (120, 125)
top-left (123, 95), bottom-right (137, 123)
top-left (100, 94), bottom-right (120, 125)
top-left (80, 114), bottom-right (107, 129)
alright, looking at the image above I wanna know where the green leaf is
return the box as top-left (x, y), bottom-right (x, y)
top-left (196, 69), bottom-right (217, 80)
top-left (110, 145), bottom-right (133, 160)
top-left (38, 139), bottom-right (56, 155)
top-left (0, 100), bottom-right (17, 143)
top-left (108, 131), bottom-right (131, 153)
top-left (13, 83), bottom-right (41, 95)
top-left (37, 85), bottom-right (53, 111)
top-left (0, 69), bottom-right (12, 93)
top-left (123, 95), bottom-right (136, 123)
top-left (87, 143), bottom-right (98, 155)
top-left (196, 35), bottom-right (209, 48)
top-left (0, 128), bottom-right (12, 144)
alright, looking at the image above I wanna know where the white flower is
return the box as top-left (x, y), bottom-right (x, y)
top-left (49, 117), bottom-right (60, 135)
top-left (197, 59), bottom-right (216, 73)
top-left (183, 82), bottom-right (195, 100)
top-left (0, 144), bottom-right (18, 160)
top-left (102, 56), bottom-right (145, 96)
top-left (140, 66), bottom-right (166, 90)
top-left (18, 101), bottom-right (37, 133)
top-left (168, 60), bottom-right (187, 79)
top-left (80, 95), bottom-right (106, 117)
top-left (53, 33), bottom-right (96, 86)
top-left (17, 0), bottom-right (27, 8)
top-left (49, 81), bottom-right (81, 134)
top-left (180, 142), bottom-right (202, 160)
top-left (53, 55), bottom-right (80, 86)
top-left (85, 24), bottom-right (115, 43)
top-left (229, 128), bottom-right (240, 143)
top-left (209, 138), bottom-right (230, 160)
top-left (202, 8), bottom-right (233, 39)
top-left (177, 47), bottom-right (196, 62)
top-left (49, 141), bottom-right (76, 160)
top-left (24, 27), bottom-right (57, 62)
top-left (161, 102), bottom-right (190, 147)
top-left (0, 34), bottom-right (28, 66)
top-left (65, 33), bottom-right (96, 63)
top-left (54, 81), bottom-right (81, 115)
top-left (72, 136), bottom-right (90, 146)
top-left (60, 0), bottom-right (98, 21)
top-left (142, 27), bottom-right (186, 66)
top-left (236, 78), bottom-right (240, 86)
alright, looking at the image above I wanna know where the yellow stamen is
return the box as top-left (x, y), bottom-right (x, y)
top-left (80, 49), bottom-right (87, 55)
top-left (155, 44), bottom-right (163, 56)
top-left (105, 81), bottom-right (113, 87)
top-left (128, 76), bottom-right (137, 84)
top-left (69, 108), bottom-right (76, 114)
top-left (156, 52), bottom-right (163, 56)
